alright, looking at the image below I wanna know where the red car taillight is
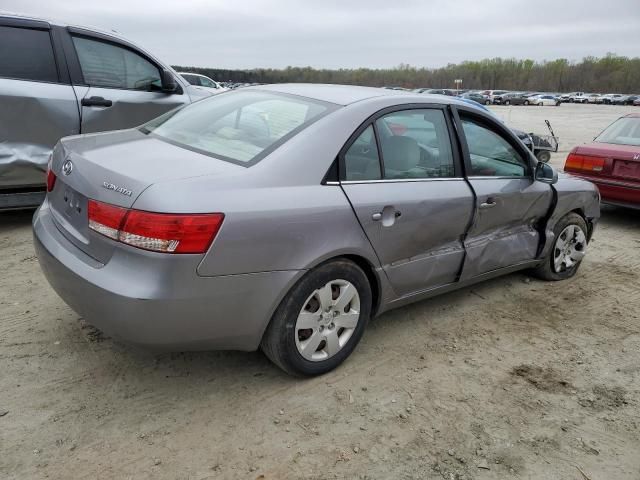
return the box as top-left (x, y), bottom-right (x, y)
top-left (564, 153), bottom-right (605, 173)
top-left (88, 199), bottom-right (224, 254)
top-left (46, 167), bottom-right (57, 192)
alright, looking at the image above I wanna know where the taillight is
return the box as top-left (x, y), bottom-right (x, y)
top-left (564, 153), bottom-right (605, 173)
top-left (88, 200), bottom-right (127, 240)
top-left (46, 169), bottom-right (57, 192)
top-left (87, 200), bottom-right (224, 254)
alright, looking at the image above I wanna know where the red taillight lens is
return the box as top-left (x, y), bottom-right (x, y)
top-left (46, 168), bottom-right (57, 192)
top-left (120, 211), bottom-right (224, 253)
top-left (565, 153), bottom-right (605, 173)
top-left (88, 200), bottom-right (128, 240)
top-left (87, 200), bottom-right (224, 254)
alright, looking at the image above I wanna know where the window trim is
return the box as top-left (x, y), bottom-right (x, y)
top-left (451, 105), bottom-right (536, 179)
top-left (66, 28), bottom-right (183, 94)
top-left (0, 24), bottom-right (64, 85)
top-left (338, 103), bottom-right (463, 184)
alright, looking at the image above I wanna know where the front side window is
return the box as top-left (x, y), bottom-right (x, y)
top-left (461, 118), bottom-right (528, 177)
top-left (344, 126), bottom-right (381, 181)
top-left (375, 109), bottom-right (455, 179)
top-left (142, 90), bottom-right (333, 164)
top-left (73, 36), bottom-right (161, 91)
top-left (595, 117), bottom-right (640, 146)
top-left (0, 26), bottom-right (58, 83)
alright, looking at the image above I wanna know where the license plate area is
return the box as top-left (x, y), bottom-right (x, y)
top-left (613, 160), bottom-right (640, 180)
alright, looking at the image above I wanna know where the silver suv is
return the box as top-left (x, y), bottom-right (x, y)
top-left (0, 14), bottom-right (211, 209)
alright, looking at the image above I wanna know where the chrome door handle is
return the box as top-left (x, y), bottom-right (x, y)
top-left (372, 212), bottom-right (382, 221)
top-left (479, 197), bottom-right (497, 209)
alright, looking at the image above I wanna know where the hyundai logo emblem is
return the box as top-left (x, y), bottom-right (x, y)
top-left (62, 160), bottom-right (73, 176)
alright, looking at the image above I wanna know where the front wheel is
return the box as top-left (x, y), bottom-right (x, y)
top-left (485, 100), bottom-right (491, 105)
top-left (261, 259), bottom-right (372, 376)
top-left (505, 100), bottom-right (511, 105)
top-left (524, 100), bottom-right (529, 105)
top-left (532, 213), bottom-right (588, 281)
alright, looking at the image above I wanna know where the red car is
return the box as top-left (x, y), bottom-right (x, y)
top-left (564, 113), bottom-right (640, 209)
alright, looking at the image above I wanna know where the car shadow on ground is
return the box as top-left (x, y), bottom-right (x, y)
top-left (0, 208), bottom-right (36, 230)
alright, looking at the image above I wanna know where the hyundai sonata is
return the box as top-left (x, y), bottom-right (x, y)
top-left (34, 84), bottom-right (600, 376)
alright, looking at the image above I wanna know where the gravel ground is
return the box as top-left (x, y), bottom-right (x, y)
top-left (1, 104), bottom-right (639, 480)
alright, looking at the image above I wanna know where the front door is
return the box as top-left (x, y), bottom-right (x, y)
top-left (69, 34), bottom-right (189, 134)
top-left (456, 111), bottom-right (553, 280)
top-left (341, 107), bottom-right (475, 297)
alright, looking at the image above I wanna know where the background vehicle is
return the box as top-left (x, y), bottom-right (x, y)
top-left (530, 94), bottom-right (561, 106)
top-left (458, 91), bottom-right (491, 105)
top-left (493, 92), bottom-right (529, 105)
top-left (564, 113), bottom-right (640, 209)
top-left (569, 92), bottom-right (588, 103)
top-left (634, 98), bottom-right (640, 106)
top-left (417, 88), bottom-right (455, 96)
top-left (178, 72), bottom-right (229, 93)
top-left (0, 14), bottom-right (212, 209)
top-left (586, 93), bottom-right (602, 103)
top-left (612, 95), bottom-right (639, 105)
top-left (600, 94), bottom-right (624, 105)
top-left (34, 84), bottom-right (599, 376)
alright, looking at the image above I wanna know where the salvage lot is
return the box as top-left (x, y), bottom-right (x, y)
top-left (1, 104), bottom-right (639, 479)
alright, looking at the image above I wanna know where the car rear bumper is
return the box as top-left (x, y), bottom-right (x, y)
top-left (568, 174), bottom-right (640, 209)
top-left (33, 199), bottom-right (303, 351)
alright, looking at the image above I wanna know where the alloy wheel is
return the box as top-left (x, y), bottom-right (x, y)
top-left (295, 279), bottom-right (360, 361)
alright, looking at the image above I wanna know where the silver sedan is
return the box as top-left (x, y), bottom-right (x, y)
top-left (33, 84), bottom-right (600, 376)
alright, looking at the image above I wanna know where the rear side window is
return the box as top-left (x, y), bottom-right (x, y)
top-left (376, 109), bottom-right (455, 179)
top-left (72, 36), bottom-right (161, 90)
top-left (181, 74), bottom-right (199, 85)
top-left (0, 26), bottom-right (58, 83)
top-left (142, 90), bottom-right (334, 165)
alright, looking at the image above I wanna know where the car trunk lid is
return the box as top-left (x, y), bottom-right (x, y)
top-left (48, 129), bottom-right (242, 263)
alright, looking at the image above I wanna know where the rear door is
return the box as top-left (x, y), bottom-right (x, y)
top-left (0, 19), bottom-right (79, 189)
top-left (63, 30), bottom-right (189, 133)
top-left (454, 109), bottom-right (553, 280)
top-left (340, 105), bottom-right (475, 297)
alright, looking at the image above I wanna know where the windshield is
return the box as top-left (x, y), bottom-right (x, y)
top-left (595, 117), bottom-right (640, 146)
top-left (142, 91), bottom-right (335, 165)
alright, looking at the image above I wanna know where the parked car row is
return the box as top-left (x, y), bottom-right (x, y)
top-left (558, 92), bottom-right (640, 105)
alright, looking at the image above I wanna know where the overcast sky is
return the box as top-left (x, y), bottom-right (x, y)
top-left (4, 0), bottom-right (640, 69)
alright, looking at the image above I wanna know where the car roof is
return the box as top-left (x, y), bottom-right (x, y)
top-left (1, 11), bottom-right (136, 44)
top-left (244, 83), bottom-right (474, 107)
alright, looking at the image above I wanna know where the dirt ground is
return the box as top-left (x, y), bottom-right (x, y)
top-left (1, 104), bottom-right (639, 480)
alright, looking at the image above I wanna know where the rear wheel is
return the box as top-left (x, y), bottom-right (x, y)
top-left (261, 259), bottom-right (372, 376)
top-left (485, 100), bottom-right (491, 105)
top-left (524, 100), bottom-right (529, 106)
top-left (532, 213), bottom-right (588, 281)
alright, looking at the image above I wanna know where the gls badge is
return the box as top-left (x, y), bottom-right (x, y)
top-left (102, 182), bottom-right (133, 197)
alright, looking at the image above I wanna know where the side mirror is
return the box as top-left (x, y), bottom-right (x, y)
top-left (535, 162), bottom-right (558, 184)
top-left (160, 69), bottom-right (178, 93)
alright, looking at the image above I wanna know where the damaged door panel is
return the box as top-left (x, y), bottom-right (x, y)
top-left (455, 112), bottom-right (553, 280)
top-left (0, 20), bottom-right (79, 193)
top-left (0, 79), bottom-right (80, 189)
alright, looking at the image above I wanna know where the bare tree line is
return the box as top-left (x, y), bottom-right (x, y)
top-left (175, 54), bottom-right (640, 93)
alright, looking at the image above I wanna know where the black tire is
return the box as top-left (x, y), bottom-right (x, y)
top-left (505, 100), bottom-right (511, 105)
top-left (524, 100), bottom-right (529, 106)
top-left (536, 150), bottom-right (551, 163)
top-left (531, 213), bottom-right (588, 281)
top-left (261, 259), bottom-right (372, 376)
top-left (485, 100), bottom-right (490, 105)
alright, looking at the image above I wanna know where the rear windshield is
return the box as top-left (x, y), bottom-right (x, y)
top-left (595, 117), bottom-right (640, 146)
top-left (142, 90), bottom-right (335, 165)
